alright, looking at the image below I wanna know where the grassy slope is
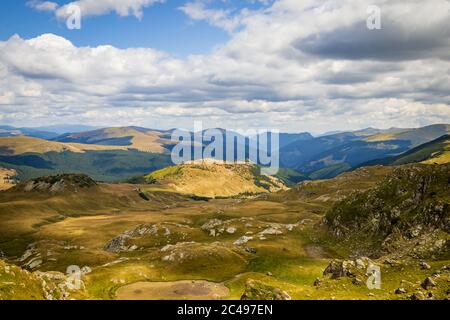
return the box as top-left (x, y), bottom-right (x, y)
top-left (278, 124), bottom-right (449, 180)
top-left (53, 127), bottom-right (174, 153)
top-left (0, 164), bottom-right (448, 300)
top-left (143, 162), bottom-right (288, 198)
top-left (360, 135), bottom-right (450, 167)
top-left (274, 168), bottom-right (308, 186)
top-left (0, 259), bottom-right (45, 300)
top-left (280, 165), bottom-right (394, 204)
top-left (0, 135), bottom-right (174, 182)
top-left (0, 136), bottom-right (130, 155)
top-left (418, 140), bottom-right (450, 165)
top-left (365, 124), bottom-right (450, 147)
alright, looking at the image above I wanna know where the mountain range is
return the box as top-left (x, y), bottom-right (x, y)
top-left (0, 123), bottom-right (448, 183)
top-left (0, 123), bottom-right (449, 301)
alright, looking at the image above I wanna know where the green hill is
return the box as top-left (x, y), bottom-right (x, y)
top-left (53, 126), bottom-right (174, 153)
top-left (297, 139), bottom-right (410, 179)
top-left (366, 124), bottom-right (450, 147)
top-left (361, 135), bottom-right (450, 167)
top-left (142, 160), bottom-right (288, 198)
top-left (279, 124), bottom-right (450, 180)
top-left (273, 167), bottom-right (308, 186)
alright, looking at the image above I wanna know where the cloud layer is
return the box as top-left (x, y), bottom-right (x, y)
top-left (4, 0), bottom-right (450, 133)
top-left (28, 0), bottom-right (164, 19)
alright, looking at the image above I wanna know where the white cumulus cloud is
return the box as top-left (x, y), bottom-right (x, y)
top-left (29, 0), bottom-right (164, 19)
top-left (4, 0), bottom-right (450, 132)
top-left (26, 1), bottom-right (59, 12)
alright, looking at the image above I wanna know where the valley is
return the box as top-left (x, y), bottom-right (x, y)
top-left (0, 163), bottom-right (448, 300)
top-left (1, 124), bottom-right (448, 184)
top-left (2, 0), bottom-right (449, 304)
top-left (0, 124), bottom-right (449, 300)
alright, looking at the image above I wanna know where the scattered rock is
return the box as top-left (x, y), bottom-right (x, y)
top-left (234, 236), bottom-right (253, 246)
top-left (285, 224), bottom-right (297, 231)
top-left (160, 242), bottom-right (239, 267)
top-left (81, 266), bottom-right (92, 274)
top-left (135, 188), bottom-right (150, 201)
top-left (63, 245), bottom-right (79, 250)
top-left (241, 280), bottom-right (291, 300)
top-left (420, 262), bottom-right (431, 270)
top-left (226, 227), bottom-right (237, 234)
top-left (104, 234), bottom-right (130, 253)
top-left (18, 174), bottom-right (96, 193)
top-left (323, 257), bottom-right (373, 280)
top-left (259, 227), bottom-right (282, 236)
top-left (323, 260), bottom-right (352, 278)
top-left (104, 223), bottom-right (191, 253)
top-left (395, 288), bottom-right (407, 294)
top-left (20, 249), bottom-right (34, 262)
top-left (27, 258), bottom-right (43, 269)
top-left (323, 257), bottom-right (380, 289)
top-left (266, 272), bottom-right (273, 277)
top-left (313, 278), bottom-right (321, 287)
top-left (410, 291), bottom-right (426, 300)
top-left (355, 259), bottom-right (366, 269)
top-left (201, 219), bottom-right (223, 232)
top-left (421, 277), bottom-right (436, 290)
top-left (244, 247), bottom-right (257, 254)
top-left (383, 258), bottom-right (400, 267)
top-left (161, 244), bottom-right (175, 252)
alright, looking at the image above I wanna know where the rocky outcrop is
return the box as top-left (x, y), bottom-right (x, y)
top-left (0, 259), bottom-right (87, 300)
top-left (199, 217), bottom-right (300, 242)
top-left (322, 257), bottom-right (374, 279)
top-left (18, 240), bottom-right (85, 270)
top-left (240, 279), bottom-right (291, 300)
top-left (13, 174), bottom-right (97, 193)
top-left (104, 223), bottom-right (194, 253)
top-left (324, 164), bottom-right (450, 258)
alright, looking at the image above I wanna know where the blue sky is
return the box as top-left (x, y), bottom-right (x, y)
top-left (0, 0), bottom-right (266, 56)
top-left (0, 0), bottom-right (449, 133)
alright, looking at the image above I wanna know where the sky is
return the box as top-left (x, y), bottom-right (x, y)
top-left (0, 0), bottom-right (449, 134)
